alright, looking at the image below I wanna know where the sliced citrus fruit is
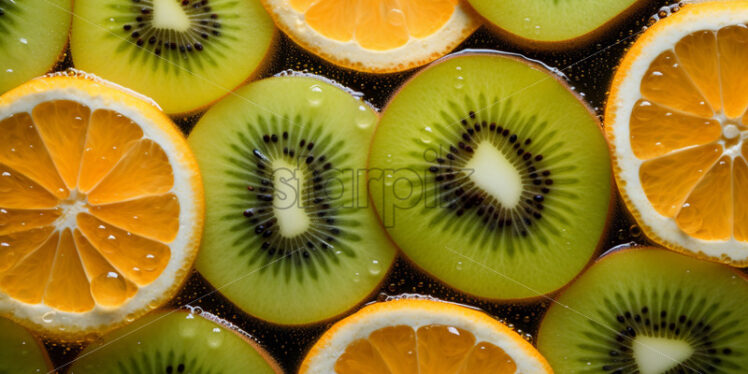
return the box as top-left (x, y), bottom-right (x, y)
top-left (606, 0), bottom-right (748, 265)
top-left (0, 72), bottom-right (203, 338)
top-left (300, 298), bottom-right (552, 373)
top-left (261, 0), bottom-right (479, 73)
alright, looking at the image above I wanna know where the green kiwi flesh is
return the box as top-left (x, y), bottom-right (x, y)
top-left (0, 317), bottom-right (51, 373)
top-left (70, 0), bottom-right (275, 114)
top-left (69, 310), bottom-right (280, 373)
top-left (537, 248), bottom-right (748, 373)
top-left (466, 0), bottom-right (642, 45)
top-left (368, 53), bottom-right (611, 300)
top-left (188, 76), bottom-right (397, 325)
top-left (0, 0), bottom-right (71, 94)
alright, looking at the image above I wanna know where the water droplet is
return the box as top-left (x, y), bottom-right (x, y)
top-left (388, 8), bottom-right (405, 26)
top-left (420, 127), bottom-right (433, 144)
top-left (308, 84), bottom-right (323, 107)
top-left (352, 272), bottom-right (361, 283)
top-left (180, 320), bottom-right (197, 338)
top-left (91, 271), bottom-right (127, 306)
top-left (454, 75), bottom-right (464, 90)
top-left (19, 38), bottom-right (27, 45)
top-left (455, 261), bottom-right (463, 271)
top-left (5, 69), bottom-right (13, 74)
top-left (141, 253), bottom-right (159, 272)
top-left (355, 104), bottom-right (374, 129)
top-left (207, 327), bottom-right (224, 348)
top-left (41, 311), bottom-right (56, 323)
top-left (368, 259), bottom-right (382, 276)
top-left (384, 174), bottom-right (394, 186)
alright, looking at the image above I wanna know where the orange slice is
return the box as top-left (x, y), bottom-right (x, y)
top-left (261, 0), bottom-right (479, 73)
top-left (606, 0), bottom-right (748, 265)
top-left (0, 72), bottom-right (203, 338)
top-left (300, 298), bottom-right (552, 373)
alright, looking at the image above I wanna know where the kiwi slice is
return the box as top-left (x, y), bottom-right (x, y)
top-left (368, 53), bottom-right (611, 300)
top-left (188, 75), bottom-right (397, 325)
top-left (0, 317), bottom-right (51, 373)
top-left (69, 310), bottom-right (281, 373)
top-left (538, 248), bottom-right (748, 373)
top-left (70, 0), bottom-right (275, 115)
top-left (466, 0), bottom-right (645, 47)
top-left (0, 0), bottom-right (71, 94)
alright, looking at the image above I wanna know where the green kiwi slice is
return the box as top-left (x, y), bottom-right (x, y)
top-left (466, 0), bottom-right (645, 47)
top-left (69, 310), bottom-right (281, 373)
top-left (538, 248), bottom-right (748, 373)
top-left (0, 317), bottom-right (51, 373)
top-left (0, 0), bottom-right (71, 94)
top-left (70, 0), bottom-right (275, 115)
top-left (188, 75), bottom-right (397, 325)
top-left (368, 53), bottom-right (611, 300)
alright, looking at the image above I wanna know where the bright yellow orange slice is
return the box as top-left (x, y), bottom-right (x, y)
top-left (0, 72), bottom-right (203, 338)
top-left (300, 298), bottom-right (552, 373)
top-left (606, 0), bottom-right (748, 265)
top-left (261, 0), bottom-right (479, 73)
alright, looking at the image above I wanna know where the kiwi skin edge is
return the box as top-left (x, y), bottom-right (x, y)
top-left (535, 246), bottom-right (748, 341)
top-left (364, 51), bottom-right (616, 304)
top-left (192, 310), bottom-right (284, 374)
top-left (464, 0), bottom-right (651, 51)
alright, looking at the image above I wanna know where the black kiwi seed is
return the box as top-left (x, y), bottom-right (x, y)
top-left (120, 0), bottom-right (221, 56)
top-left (425, 109), bottom-right (554, 239)
top-left (234, 126), bottom-right (358, 266)
top-left (578, 295), bottom-right (742, 373)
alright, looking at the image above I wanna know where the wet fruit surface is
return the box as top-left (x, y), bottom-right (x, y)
top-left (45, 1), bottom-right (718, 372)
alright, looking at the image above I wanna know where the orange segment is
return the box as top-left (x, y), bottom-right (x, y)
top-left (0, 163), bottom-right (59, 209)
top-left (368, 326), bottom-right (418, 374)
top-left (302, 299), bottom-right (551, 373)
top-left (674, 30), bottom-right (722, 113)
top-left (457, 342), bottom-right (517, 374)
top-left (335, 339), bottom-right (392, 374)
top-left (0, 226), bottom-right (55, 273)
top-left (0, 231), bottom-right (59, 304)
top-left (263, 0), bottom-right (477, 73)
top-left (89, 194), bottom-right (180, 243)
top-left (639, 144), bottom-right (722, 217)
top-left (355, 0), bottom-right (409, 50)
top-left (306, 0), bottom-right (357, 42)
top-left (640, 50), bottom-right (713, 118)
top-left (76, 213), bottom-right (170, 285)
top-left (78, 109), bottom-right (143, 193)
top-left (630, 99), bottom-right (721, 160)
top-left (400, 0), bottom-right (457, 38)
top-left (0, 113), bottom-right (68, 198)
top-left (0, 208), bottom-right (59, 235)
top-left (734, 158), bottom-right (748, 242)
top-left (31, 100), bottom-right (91, 189)
top-left (87, 139), bottom-right (174, 205)
top-left (676, 157), bottom-right (733, 240)
top-left (717, 25), bottom-right (748, 118)
top-left (417, 325), bottom-right (476, 374)
top-left (43, 229), bottom-right (95, 312)
top-left (73, 230), bottom-right (136, 306)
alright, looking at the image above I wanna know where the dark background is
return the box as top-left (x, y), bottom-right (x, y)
top-left (47, 0), bottom-right (680, 372)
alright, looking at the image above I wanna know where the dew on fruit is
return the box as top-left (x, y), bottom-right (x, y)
top-left (41, 311), bottom-right (56, 324)
top-left (207, 327), bottom-right (224, 348)
top-left (308, 84), bottom-right (324, 107)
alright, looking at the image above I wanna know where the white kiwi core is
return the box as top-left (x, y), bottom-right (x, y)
top-left (465, 140), bottom-right (523, 208)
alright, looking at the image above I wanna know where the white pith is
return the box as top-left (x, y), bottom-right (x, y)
top-left (152, 0), bottom-right (191, 32)
top-left (632, 336), bottom-right (694, 374)
top-left (609, 5), bottom-right (748, 262)
top-left (271, 159), bottom-right (311, 238)
top-left (0, 86), bottom-right (200, 334)
top-left (262, 0), bottom-right (477, 72)
top-left (465, 141), bottom-right (522, 208)
top-left (302, 300), bottom-right (549, 374)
